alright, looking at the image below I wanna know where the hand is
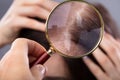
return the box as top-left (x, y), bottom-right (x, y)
top-left (0, 0), bottom-right (58, 47)
top-left (0, 38), bottom-right (47, 80)
top-left (83, 33), bottom-right (120, 80)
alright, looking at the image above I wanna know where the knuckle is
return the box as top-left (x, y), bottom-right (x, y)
top-left (34, 0), bottom-right (43, 5)
top-left (14, 38), bottom-right (26, 43)
top-left (108, 46), bottom-right (117, 54)
top-left (13, 0), bottom-right (23, 6)
top-left (111, 47), bottom-right (117, 53)
top-left (12, 38), bottom-right (28, 47)
top-left (100, 58), bottom-right (108, 64)
top-left (92, 67), bottom-right (99, 73)
top-left (31, 6), bottom-right (40, 14)
top-left (92, 67), bottom-right (102, 77)
top-left (25, 20), bottom-right (34, 26)
top-left (95, 71), bottom-right (102, 77)
top-left (5, 14), bottom-right (17, 25)
top-left (10, 14), bottom-right (17, 21)
top-left (25, 19), bottom-right (38, 28)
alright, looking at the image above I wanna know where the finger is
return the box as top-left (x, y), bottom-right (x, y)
top-left (1, 38), bottom-right (46, 68)
top-left (83, 57), bottom-right (110, 80)
top-left (105, 33), bottom-right (120, 57)
top-left (103, 33), bottom-right (120, 75)
top-left (18, 5), bottom-right (49, 20)
top-left (117, 39), bottom-right (120, 43)
top-left (100, 33), bottom-right (120, 68)
top-left (0, 39), bottom-right (29, 68)
top-left (31, 64), bottom-right (45, 80)
top-left (41, 0), bottom-right (59, 11)
top-left (93, 48), bottom-right (120, 79)
top-left (116, 39), bottom-right (120, 58)
top-left (12, 38), bottom-right (46, 58)
top-left (24, 0), bottom-right (59, 11)
top-left (14, 16), bottom-right (45, 31)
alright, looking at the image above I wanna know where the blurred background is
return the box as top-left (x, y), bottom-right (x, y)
top-left (0, 0), bottom-right (120, 58)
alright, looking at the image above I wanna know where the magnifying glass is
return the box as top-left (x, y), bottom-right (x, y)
top-left (31, 0), bottom-right (104, 67)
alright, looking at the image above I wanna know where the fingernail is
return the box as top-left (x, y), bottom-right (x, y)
top-left (37, 64), bottom-right (46, 75)
top-left (83, 56), bottom-right (89, 59)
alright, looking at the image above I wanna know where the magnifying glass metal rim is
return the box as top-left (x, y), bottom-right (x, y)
top-left (45, 0), bottom-right (104, 58)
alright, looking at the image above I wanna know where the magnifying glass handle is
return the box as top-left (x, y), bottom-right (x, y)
top-left (30, 49), bottom-right (52, 67)
top-left (30, 52), bottom-right (50, 67)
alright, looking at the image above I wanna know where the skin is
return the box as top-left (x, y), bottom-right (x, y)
top-left (0, 0), bottom-right (120, 79)
top-left (0, 0), bottom-right (58, 47)
top-left (0, 0), bottom-right (70, 79)
top-left (83, 32), bottom-right (120, 80)
top-left (0, 38), bottom-right (46, 80)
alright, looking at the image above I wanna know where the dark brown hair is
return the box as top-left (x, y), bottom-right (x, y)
top-left (94, 3), bottom-right (120, 38)
top-left (67, 1), bottom-right (101, 54)
top-left (64, 3), bottom-right (120, 80)
top-left (19, 3), bottom-right (120, 80)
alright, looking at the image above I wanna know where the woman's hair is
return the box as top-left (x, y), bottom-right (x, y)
top-left (19, 18), bottom-right (50, 50)
top-left (64, 2), bottom-right (120, 80)
top-left (94, 3), bottom-right (120, 39)
top-left (67, 1), bottom-right (101, 54)
top-left (19, 2), bottom-right (120, 80)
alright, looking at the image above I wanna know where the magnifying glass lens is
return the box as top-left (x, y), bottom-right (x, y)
top-left (47, 1), bottom-right (103, 58)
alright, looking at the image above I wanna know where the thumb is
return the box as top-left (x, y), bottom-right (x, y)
top-left (31, 64), bottom-right (46, 80)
